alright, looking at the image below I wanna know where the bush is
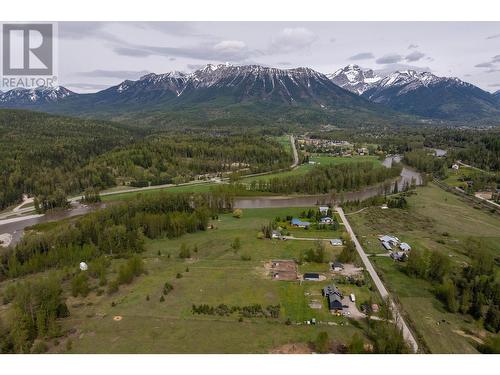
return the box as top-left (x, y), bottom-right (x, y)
top-left (71, 272), bottom-right (90, 297)
top-left (178, 243), bottom-right (191, 259)
top-left (240, 254), bottom-right (251, 261)
top-left (107, 280), bottom-right (119, 294)
top-left (231, 237), bottom-right (241, 251)
top-left (31, 340), bottom-right (48, 354)
top-left (176, 273), bottom-right (183, 279)
top-left (314, 331), bottom-right (330, 353)
top-left (232, 208), bottom-right (243, 218)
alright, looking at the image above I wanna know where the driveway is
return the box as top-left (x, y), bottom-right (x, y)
top-left (336, 206), bottom-right (419, 353)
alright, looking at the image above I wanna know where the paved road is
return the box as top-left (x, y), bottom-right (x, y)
top-left (336, 206), bottom-right (419, 353)
top-left (289, 134), bottom-right (299, 169)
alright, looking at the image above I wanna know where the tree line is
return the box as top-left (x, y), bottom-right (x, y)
top-left (404, 240), bottom-right (499, 334)
top-left (0, 191), bottom-right (231, 280)
top-left (248, 161), bottom-right (402, 194)
top-left (0, 109), bottom-right (290, 211)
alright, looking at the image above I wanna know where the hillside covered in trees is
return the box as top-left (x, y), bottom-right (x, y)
top-left (0, 109), bottom-right (290, 211)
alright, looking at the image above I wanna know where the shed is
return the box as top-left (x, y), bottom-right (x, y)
top-left (79, 262), bottom-right (88, 271)
top-left (303, 273), bottom-right (320, 281)
top-left (320, 217), bottom-right (333, 224)
top-left (330, 239), bottom-right (343, 246)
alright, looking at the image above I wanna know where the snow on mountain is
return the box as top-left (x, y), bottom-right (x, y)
top-left (0, 86), bottom-right (75, 105)
top-left (328, 64), bottom-right (382, 95)
top-left (98, 63), bottom-right (352, 105)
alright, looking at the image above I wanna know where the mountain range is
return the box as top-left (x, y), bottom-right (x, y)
top-left (1, 63), bottom-right (499, 125)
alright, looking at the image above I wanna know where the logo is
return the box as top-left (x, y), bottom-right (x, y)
top-left (1, 23), bottom-right (58, 88)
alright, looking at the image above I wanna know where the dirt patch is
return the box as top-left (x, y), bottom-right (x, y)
top-left (113, 315), bottom-right (123, 321)
top-left (309, 300), bottom-right (323, 309)
top-left (453, 329), bottom-right (484, 345)
top-left (0, 233), bottom-right (12, 247)
top-left (266, 259), bottom-right (298, 281)
top-left (270, 342), bottom-right (313, 354)
top-left (336, 263), bottom-right (363, 277)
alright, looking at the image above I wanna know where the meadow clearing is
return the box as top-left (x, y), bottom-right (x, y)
top-left (347, 183), bottom-right (500, 353)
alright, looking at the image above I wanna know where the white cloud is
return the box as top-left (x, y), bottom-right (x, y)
top-left (214, 40), bottom-right (246, 52)
top-left (270, 27), bottom-right (317, 53)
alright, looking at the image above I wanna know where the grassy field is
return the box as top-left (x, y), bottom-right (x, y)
top-left (348, 183), bottom-right (500, 353)
top-left (442, 166), bottom-right (476, 188)
top-left (9, 206), bottom-right (379, 354)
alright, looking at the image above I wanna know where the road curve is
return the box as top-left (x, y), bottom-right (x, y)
top-left (289, 134), bottom-right (299, 169)
top-left (336, 206), bottom-right (419, 353)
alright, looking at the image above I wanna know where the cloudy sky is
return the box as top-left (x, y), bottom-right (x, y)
top-left (56, 22), bottom-right (500, 93)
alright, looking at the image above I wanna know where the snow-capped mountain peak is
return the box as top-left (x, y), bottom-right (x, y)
top-left (328, 64), bottom-right (382, 94)
top-left (0, 86), bottom-right (75, 105)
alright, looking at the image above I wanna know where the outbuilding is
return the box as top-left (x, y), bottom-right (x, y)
top-left (332, 261), bottom-right (344, 271)
top-left (303, 273), bottom-right (320, 281)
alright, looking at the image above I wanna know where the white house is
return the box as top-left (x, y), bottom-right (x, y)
top-left (399, 242), bottom-right (412, 252)
top-left (379, 235), bottom-right (400, 246)
top-left (330, 239), bottom-right (343, 246)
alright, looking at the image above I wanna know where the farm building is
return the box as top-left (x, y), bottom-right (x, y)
top-left (303, 273), bottom-right (320, 281)
top-left (320, 217), bottom-right (333, 224)
top-left (291, 218), bottom-right (311, 228)
top-left (379, 235), bottom-right (399, 246)
top-left (330, 239), bottom-right (343, 246)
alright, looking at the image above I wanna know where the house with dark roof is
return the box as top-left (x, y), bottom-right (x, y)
top-left (322, 284), bottom-right (344, 311)
top-left (328, 293), bottom-right (343, 311)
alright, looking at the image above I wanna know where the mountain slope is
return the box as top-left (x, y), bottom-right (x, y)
top-left (0, 64), bottom-right (402, 127)
top-left (361, 70), bottom-right (500, 120)
top-left (328, 66), bottom-right (500, 121)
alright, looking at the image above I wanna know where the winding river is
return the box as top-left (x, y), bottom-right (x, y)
top-left (0, 156), bottom-right (421, 248)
